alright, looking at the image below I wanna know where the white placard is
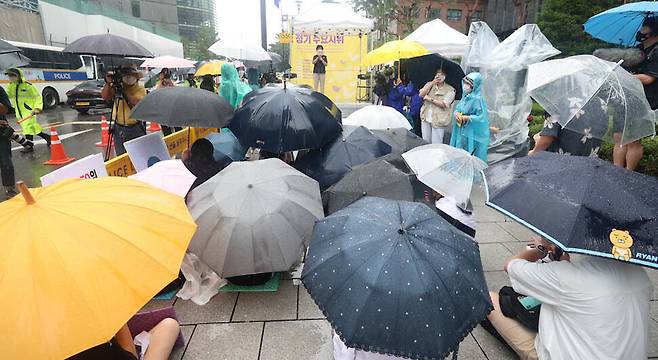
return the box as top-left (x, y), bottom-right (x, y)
top-left (40, 153), bottom-right (108, 186)
top-left (124, 132), bottom-right (171, 172)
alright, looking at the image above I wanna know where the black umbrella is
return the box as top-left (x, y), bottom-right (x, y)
top-left (244, 52), bottom-right (291, 72)
top-left (322, 159), bottom-right (434, 215)
top-left (371, 128), bottom-right (428, 154)
top-left (484, 152), bottom-right (658, 269)
top-left (63, 33), bottom-right (154, 58)
top-left (294, 126), bottom-right (392, 190)
top-left (303, 197), bottom-right (492, 360)
top-left (228, 86), bottom-right (342, 153)
top-left (377, 153), bottom-right (414, 174)
top-left (403, 54), bottom-right (465, 100)
top-left (130, 87), bottom-right (234, 128)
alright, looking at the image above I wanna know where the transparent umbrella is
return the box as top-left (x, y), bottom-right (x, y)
top-left (527, 55), bottom-right (656, 145)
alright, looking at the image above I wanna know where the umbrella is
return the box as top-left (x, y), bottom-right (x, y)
top-left (322, 159), bottom-right (435, 215)
top-left (186, 158), bottom-right (323, 277)
top-left (0, 39), bottom-right (30, 69)
top-left (527, 55), bottom-right (656, 145)
top-left (208, 39), bottom-right (271, 61)
top-left (130, 87), bottom-right (234, 128)
top-left (302, 197), bottom-right (492, 360)
top-left (140, 55), bottom-right (195, 69)
top-left (128, 159), bottom-right (196, 197)
top-left (363, 40), bottom-right (428, 67)
top-left (0, 178), bottom-right (196, 359)
top-left (402, 144), bottom-right (487, 210)
top-left (62, 33), bottom-right (154, 58)
top-left (0, 39), bottom-right (21, 54)
top-left (244, 51), bottom-right (291, 72)
top-left (584, 2), bottom-right (658, 47)
top-left (206, 129), bottom-right (247, 162)
top-left (195, 60), bottom-right (225, 77)
top-left (371, 127), bottom-right (428, 154)
top-left (294, 126), bottom-right (392, 190)
top-left (402, 54), bottom-right (465, 100)
top-left (228, 86), bottom-right (342, 153)
top-left (343, 105), bottom-right (413, 130)
top-left (404, 19), bottom-right (469, 58)
top-left (483, 152), bottom-right (658, 269)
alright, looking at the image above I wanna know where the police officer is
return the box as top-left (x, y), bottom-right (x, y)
top-left (5, 68), bottom-right (50, 152)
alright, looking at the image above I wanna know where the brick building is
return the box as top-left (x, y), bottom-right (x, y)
top-left (396, 0), bottom-right (488, 35)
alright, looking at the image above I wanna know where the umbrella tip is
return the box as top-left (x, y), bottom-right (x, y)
top-left (362, 191), bottom-right (367, 196)
top-left (16, 181), bottom-right (35, 205)
top-left (397, 228), bottom-right (405, 235)
top-left (247, 184), bottom-right (253, 189)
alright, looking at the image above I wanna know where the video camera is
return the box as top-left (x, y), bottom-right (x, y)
top-left (105, 66), bottom-right (134, 99)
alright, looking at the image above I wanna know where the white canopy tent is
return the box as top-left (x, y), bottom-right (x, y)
top-left (293, 2), bottom-right (374, 35)
top-left (208, 39), bottom-right (271, 62)
top-left (404, 19), bottom-right (469, 58)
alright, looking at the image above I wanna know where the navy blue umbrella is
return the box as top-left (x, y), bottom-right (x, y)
top-left (402, 54), bottom-right (465, 100)
top-left (294, 126), bottom-right (392, 190)
top-left (228, 86), bottom-right (342, 153)
top-left (483, 152), bottom-right (658, 268)
top-left (302, 197), bottom-right (492, 360)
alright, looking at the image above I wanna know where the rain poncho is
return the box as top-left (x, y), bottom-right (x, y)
top-left (219, 63), bottom-right (252, 108)
top-left (6, 68), bottom-right (43, 136)
top-left (450, 72), bottom-right (489, 162)
top-left (246, 68), bottom-right (260, 91)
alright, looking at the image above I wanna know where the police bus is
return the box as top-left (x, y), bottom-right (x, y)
top-left (0, 41), bottom-right (101, 109)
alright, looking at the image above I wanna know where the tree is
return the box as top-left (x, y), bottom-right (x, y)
top-left (352, 0), bottom-right (423, 44)
top-left (537, 0), bottom-right (625, 57)
top-left (183, 25), bottom-right (219, 61)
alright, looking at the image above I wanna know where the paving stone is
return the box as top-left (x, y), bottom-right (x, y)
top-left (651, 301), bottom-right (658, 323)
top-left (232, 280), bottom-right (298, 321)
top-left (484, 271), bottom-right (511, 293)
top-left (174, 292), bottom-right (237, 325)
top-left (447, 333), bottom-right (487, 359)
top-left (496, 220), bottom-right (536, 242)
top-left (649, 270), bottom-right (658, 300)
top-left (140, 298), bottom-right (176, 312)
top-left (260, 320), bottom-right (333, 360)
top-left (500, 241), bottom-right (527, 255)
top-left (478, 243), bottom-right (513, 272)
top-left (470, 185), bottom-right (487, 206)
top-left (473, 206), bottom-right (507, 223)
top-left (183, 322), bottom-right (262, 360)
top-left (299, 285), bottom-right (325, 319)
top-left (470, 325), bottom-right (517, 360)
top-left (475, 223), bottom-right (518, 243)
top-left (650, 320), bottom-right (658, 358)
top-left (170, 325), bottom-right (194, 360)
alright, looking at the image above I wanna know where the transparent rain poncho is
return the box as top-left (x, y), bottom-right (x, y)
top-left (527, 55), bottom-right (656, 145)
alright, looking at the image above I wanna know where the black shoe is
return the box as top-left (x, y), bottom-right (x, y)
top-left (4, 187), bottom-right (18, 199)
top-left (479, 318), bottom-right (516, 352)
top-left (20, 145), bottom-right (34, 153)
top-left (45, 134), bottom-right (51, 147)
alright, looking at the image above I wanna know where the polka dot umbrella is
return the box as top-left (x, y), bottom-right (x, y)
top-left (302, 197), bottom-right (492, 360)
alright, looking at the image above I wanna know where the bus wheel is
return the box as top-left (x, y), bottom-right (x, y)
top-left (42, 88), bottom-right (60, 110)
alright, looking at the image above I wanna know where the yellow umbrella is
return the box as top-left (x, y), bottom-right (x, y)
top-left (363, 39), bottom-right (428, 67)
top-left (194, 60), bottom-right (225, 77)
top-left (0, 178), bottom-right (197, 359)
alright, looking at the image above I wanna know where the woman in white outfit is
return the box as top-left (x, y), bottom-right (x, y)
top-left (419, 68), bottom-right (455, 144)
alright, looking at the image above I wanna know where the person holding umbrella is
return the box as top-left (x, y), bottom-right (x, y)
top-left (449, 73), bottom-right (489, 162)
top-left (183, 70), bottom-right (198, 88)
top-left (199, 75), bottom-right (216, 93)
top-left (419, 67), bottom-right (456, 144)
top-left (5, 68), bottom-right (51, 150)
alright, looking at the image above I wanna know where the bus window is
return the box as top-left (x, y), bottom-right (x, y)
top-left (81, 55), bottom-right (96, 80)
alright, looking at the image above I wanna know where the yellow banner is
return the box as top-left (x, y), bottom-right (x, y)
top-left (290, 34), bottom-right (368, 103)
top-left (278, 32), bottom-right (291, 44)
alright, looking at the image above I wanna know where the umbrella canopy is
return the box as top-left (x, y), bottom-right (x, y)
top-left (294, 126), bottom-right (392, 190)
top-left (244, 51), bottom-right (291, 72)
top-left (62, 33), bottom-right (154, 58)
top-left (187, 159), bottom-right (323, 277)
top-left (302, 197), bottom-right (492, 360)
top-left (402, 144), bottom-right (487, 210)
top-left (130, 87), bottom-right (234, 128)
top-left (128, 159), bottom-right (196, 197)
top-left (527, 55), bottom-right (656, 145)
top-left (483, 152), bottom-right (658, 269)
top-left (140, 55), bottom-right (195, 69)
top-left (195, 60), bottom-right (225, 76)
top-left (322, 159), bottom-right (434, 215)
top-left (404, 19), bottom-right (469, 58)
top-left (343, 105), bottom-right (413, 130)
top-left (364, 40), bottom-right (428, 67)
top-left (293, 2), bottom-right (374, 35)
top-left (371, 127), bottom-right (428, 154)
top-left (0, 178), bottom-right (196, 359)
top-left (228, 86), bottom-right (342, 153)
top-left (0, 39), bottom-right (21, 54)
top-left (208, 39), bottom-right (271, 61)
top-left (206, 129), bottom-right (247, 162)
top-left (0, 39), bottom-right (30, 69)
top-left (584, 1), bottom-right (658, 47)
top-left (403, 54), bottom-right (465, 101)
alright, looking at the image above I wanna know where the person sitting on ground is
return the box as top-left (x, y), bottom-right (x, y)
top-left (485, 236), bottom-right (652, 360)
top-left (529, 111), bottom-right (602, 157)
top-left (182, 138), bottom-right (229, 197)
top-left (68, 317), bottom-right (180, 360)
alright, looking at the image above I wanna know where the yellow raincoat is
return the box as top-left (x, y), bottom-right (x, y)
top-left (6, 68), bottom-right (43, 136)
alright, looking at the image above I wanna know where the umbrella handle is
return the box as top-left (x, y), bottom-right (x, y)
top-left (613, 59), bottom-right (624, 70)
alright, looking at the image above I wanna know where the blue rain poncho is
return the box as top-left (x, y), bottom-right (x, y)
top-left (450, 72), bottom-right (490, 162)
top-left (220, 63), bottom-right (253, 109)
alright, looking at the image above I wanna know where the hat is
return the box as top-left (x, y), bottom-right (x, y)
top-left (233, 60), bottom-right (245, 70)
top-left (120, 65), bottom-right (143, 79)
top-left (4, 68), bottom-right (20, 76)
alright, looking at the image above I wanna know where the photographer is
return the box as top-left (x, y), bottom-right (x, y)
top-left (0, 85), bottom-right (22, 199)
top-left (101, 65), bottom-right (146, 155)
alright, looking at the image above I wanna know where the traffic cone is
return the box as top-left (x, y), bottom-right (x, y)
top-left (44, 127), bottom-right (75, 165)
top-left (147, 121), bottom-right (161, 132)
top-left (95, 115), bottom-right (112, 147)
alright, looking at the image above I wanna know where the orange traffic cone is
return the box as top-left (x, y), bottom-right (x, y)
top-left (147, 121), bottom-right (161, 132)
top-left (44, 127), bottom-right (75, 165)
top-left (95, 115), bottom-right (113, 147)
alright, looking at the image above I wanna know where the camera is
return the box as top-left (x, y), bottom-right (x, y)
top-left (105, 67), bottom-right (127, 99)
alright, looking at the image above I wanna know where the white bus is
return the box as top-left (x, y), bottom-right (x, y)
top-left (0, 40), bottom-right (101, 109)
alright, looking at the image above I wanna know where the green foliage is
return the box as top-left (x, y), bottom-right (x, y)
top-left (352, 0), bottom-right (422, 46)
top-left (537, 0), bottom-right (625, 57)
top-left (183, 25), bottom-right (219, 61)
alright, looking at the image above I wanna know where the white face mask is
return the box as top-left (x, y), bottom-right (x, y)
top-left (122, 76), bottom-right (137, 85)
top-left (8, 76), bottom-right (18, 82)
top-left (463, 83), bottom-right (473, 94)
top-left (238, 69), bottom-right (245, 78)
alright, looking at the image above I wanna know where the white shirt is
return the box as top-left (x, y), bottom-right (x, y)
top-left (507, 255), bottom-right (652, 360)
top-left (333, 333), bottom-right (406, 360)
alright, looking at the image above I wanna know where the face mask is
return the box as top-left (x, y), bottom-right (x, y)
top-left (8, 76), bottom-right (18, 82)
top-left (463, 83), bottom-right (473, 94)
top-left (122, 76), bottom-right (137, 85)
top-left (435, 74), bottom-right (446, 83)
top-left (238, 70), bottom-right (245, 78)
top-left (637, 31), bottom-right (651, 43)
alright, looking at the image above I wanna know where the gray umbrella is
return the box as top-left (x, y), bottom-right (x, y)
top-left (0, 40), bottom-right (30, 69)
top-left (63, 33), bottom-right (154, 58)
top-left (244, 51), bottom-right (291, 72)
top-left (186, 158), bottom-right (324, 278)
top-left (372, 127), bottom-right (428, 154)
top-left (0, 39), bottom-right (20, 55)
top-left (130, 87), bottom-right (234, 128)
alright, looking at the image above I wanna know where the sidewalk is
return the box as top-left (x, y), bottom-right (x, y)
top-left (147, 186), bottom-right (658, 360)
